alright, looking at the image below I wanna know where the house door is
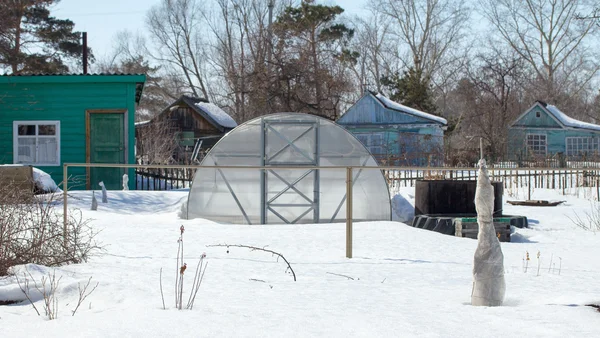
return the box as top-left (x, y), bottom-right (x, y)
top-left (88, 112), bottom-right (125, 190)
top-left (262, 121), bottom-right (319, 224)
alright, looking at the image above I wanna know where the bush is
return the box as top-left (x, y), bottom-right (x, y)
top-left (0, 180), bottom-right (101, 276)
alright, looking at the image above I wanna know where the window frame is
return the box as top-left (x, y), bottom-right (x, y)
top-left (354, 132), bottom-right (385, 156)
top-left (13, 120), bottom-right (61, 166)
top-left (566, 136), bottom-right (600, 158)
top-left (525, 133), bottom-right (547, 157)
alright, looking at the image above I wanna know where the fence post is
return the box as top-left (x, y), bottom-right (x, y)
top-left (63, 163), bottom-right (68, 249)
top-left (346, 167), bottom-right (353, 259)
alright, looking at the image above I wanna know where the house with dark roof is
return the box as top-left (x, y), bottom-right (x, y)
top-left (508, 101), bottom-right (600, 162)
top-left (0, 73), bottom-right (146, 189)
top-left (337, 92), bottom-right (447, 166)
top-left (135, 95), bottom-right (237, 164)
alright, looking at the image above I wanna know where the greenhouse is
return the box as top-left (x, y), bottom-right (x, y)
top-left (185, 113), bottom-right (391, 224)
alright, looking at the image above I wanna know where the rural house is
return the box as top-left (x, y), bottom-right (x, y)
top-left (508, 101), bottom-right (600, 162)
top-left (0, 73), bottom-right (146, 190)
top-left (337, 92), bottom-right (447, 166)
top-left (135, 95), bottom-right (237, 164)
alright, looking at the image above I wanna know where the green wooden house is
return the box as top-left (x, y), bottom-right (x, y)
top-left (0, 74), bottom-right (146, 190)
top-left (508, 101), bottom-right (600, 162)
top-left (337, 92), bottom-right (447, 166)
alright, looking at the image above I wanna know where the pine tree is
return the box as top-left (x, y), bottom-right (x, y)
top-left (272, 0), bottom-right (357, 119)
top-left (381, 67), bottom-right (437, 113)
top-left (0, 0), bottom-right (91, 74)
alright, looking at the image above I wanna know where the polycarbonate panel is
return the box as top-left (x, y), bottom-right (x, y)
top-left (186, 113), bottom-right (391, 224)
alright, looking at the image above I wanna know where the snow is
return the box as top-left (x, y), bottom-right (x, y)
top-left (195, 102), bottom-right (237, 128)
top-left (32, 167), bottom-right (60, 193)
top-left (391, 191), bottom-right (414, 223)
top-left (545, 105), bottom-right (600, 131)
top-left (1, 188), bottom-right (600, 337)
top-left (375, 93), bottom-right (448, 125)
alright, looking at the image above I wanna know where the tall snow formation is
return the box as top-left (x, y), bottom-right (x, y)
top-left (471, 159), bottom-right (505, 306)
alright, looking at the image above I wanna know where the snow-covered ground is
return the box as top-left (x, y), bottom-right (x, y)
top-left (1, 187), bottom-right (600, 337)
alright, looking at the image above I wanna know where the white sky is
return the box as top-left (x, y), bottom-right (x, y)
top-left (52, 0), bottom-right (368, 59)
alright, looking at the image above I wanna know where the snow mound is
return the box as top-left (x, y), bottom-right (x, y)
top-left (545, 105), bottom-right (600, 131)
top-left (33, 167), bottom-right (60, 193)
top-left (391, 192), bottom-right (414, 223)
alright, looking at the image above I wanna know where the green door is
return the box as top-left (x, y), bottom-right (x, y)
top-left (89, 113), bottom-right (125, 190)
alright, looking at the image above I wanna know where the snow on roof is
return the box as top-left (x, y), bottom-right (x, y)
top-left (195, 102), bottom-right (237, 129)
top-left (375, 93), bottom-right (447, 125)
top-left (545, 104), bottom-right (600, 131)
top-left (135, 120), bottom-right (151, 126)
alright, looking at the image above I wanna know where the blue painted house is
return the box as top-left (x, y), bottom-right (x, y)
top-left (508, 101), bottom-right (600, 161)
top-left (337, 92), bottom-right (447, 166)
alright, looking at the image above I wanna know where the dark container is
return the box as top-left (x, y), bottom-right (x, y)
top-left (414, 180), bottom-right (503, 216)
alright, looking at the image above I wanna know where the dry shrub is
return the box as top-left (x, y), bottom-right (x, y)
top-left (0, 179), bottom-right (101, 276)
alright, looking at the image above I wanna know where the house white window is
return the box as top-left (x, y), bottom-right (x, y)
top-left (566, 137), bottom-right (600, 157)
top-left (13, 121), bottom-right (61, 165)
top-left (526, 134), bottom-right (547, 156)
top-left (355, 132), bottom-right (385, 156)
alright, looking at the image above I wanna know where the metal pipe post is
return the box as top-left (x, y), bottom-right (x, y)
top-left (346, 167), bottom-right (353, 258)
top-left (63, 164), bottom-right (68, 248)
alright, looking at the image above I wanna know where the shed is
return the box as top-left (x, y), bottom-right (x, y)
top-left (508, 101), bottom-right (600, 161)
top-left (337, 92), bottom-right (447, 166)
top-left (0, 73), bottom-right (146, 190)
top-left (135, 95), bottom-right (237, 164)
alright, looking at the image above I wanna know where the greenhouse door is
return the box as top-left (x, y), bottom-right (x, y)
top-left (262, 120), bottom-right (319, 224)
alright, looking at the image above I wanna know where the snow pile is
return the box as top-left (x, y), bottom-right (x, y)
top-left (196, 102), bottom-right (237, 128)
top-left (546, 105), bottom-right (600, 131)
top-left (391, 192), bottom-right (414, 223)
top-left (375, 93), bottom-right (447, 125)
top-left (33, 167), bottom-right (60, 193)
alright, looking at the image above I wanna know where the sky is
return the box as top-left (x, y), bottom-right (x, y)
top-left (52, 0), bottom-right (369, 60)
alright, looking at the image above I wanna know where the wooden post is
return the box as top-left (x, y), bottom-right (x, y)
top-left (346, 167), bottom-right (353, 259)
top-left (528, 172), bottom-right (531, 200)
top-left (63, 164), bottom-right (68, 249)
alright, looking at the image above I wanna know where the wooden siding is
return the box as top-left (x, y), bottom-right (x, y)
top-left (159, 106), bottom-right (220, 134)
top-left (0, 81), bottom-right (139, 189)
top-left (512, 105), bottom-right (562, 129)
top-left (338, 94), bottom-right (434, 125)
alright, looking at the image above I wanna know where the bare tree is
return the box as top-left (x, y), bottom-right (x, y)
top-left (146, 0), bottom-right (211, 99)
top-left (370, 0), bottom-right (470, 91)
top-left (480, 0), bottom-right (599, 102)
top-left (449, 47), bottom-right (527, 161)
top-left (351, 10), bottom-right (397, 95)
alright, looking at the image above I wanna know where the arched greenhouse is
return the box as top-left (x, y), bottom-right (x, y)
top-left (186, 113), bottom-right (391, 224)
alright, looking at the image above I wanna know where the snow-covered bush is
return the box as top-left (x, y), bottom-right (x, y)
top-left (0, 181), bottom-right (101, 276)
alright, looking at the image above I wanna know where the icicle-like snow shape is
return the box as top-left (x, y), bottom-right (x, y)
top-left (471, 159), bottom-right (505, 306)
top-left (99, 181), bottom-right (108, 203)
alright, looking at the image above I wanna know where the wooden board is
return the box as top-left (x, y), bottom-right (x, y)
top-left (0, 165), bottom-right (34, 203)
top-left (507, 200), bottom-right (565, 207)
top-left (455, 220), bottom-right (511, 242)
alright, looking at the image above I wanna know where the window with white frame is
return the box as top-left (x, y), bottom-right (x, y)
top-left (13, 121), bottom-right (60, 165)
top-left (566, 137), bottom-right (600, 157)
top-left (355, 132), bottom-right (385, 156)
top-left (526, 134), bottom-right (547, 156)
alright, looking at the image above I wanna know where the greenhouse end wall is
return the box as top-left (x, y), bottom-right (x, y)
top-left (186, 113), bottom-right (391, 224)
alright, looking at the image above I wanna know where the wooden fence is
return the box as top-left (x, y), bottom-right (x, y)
top-left (385, 168), bottom-right (600, 198)
top-left (134, 164), bottom-right (600, 198)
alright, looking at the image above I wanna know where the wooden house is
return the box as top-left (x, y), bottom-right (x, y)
top-left (0, 74), bottom-right (146, 190)
top-left (508, 101), bottom-right (600, 162)
top-left (135, 95), bottom-right (237, 164)
top-left (337, 92), bottom-right (447, 166)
